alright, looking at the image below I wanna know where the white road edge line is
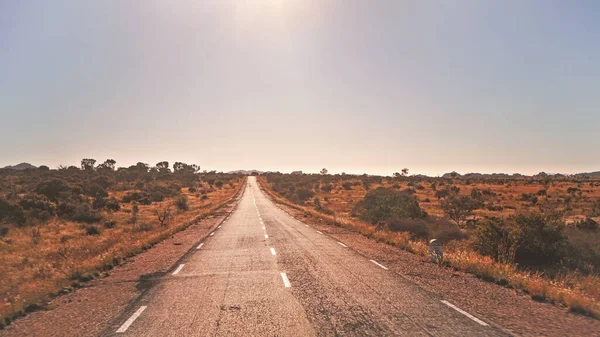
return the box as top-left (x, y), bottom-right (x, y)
top-left (116, 306), bottom-right (147, 333)
top-left (370, 260), bottom-right (389, 270)
top-left (172, 264), bottom-right (185, 275)
top-left (196, 243), bottom-right (204, 250)
top-left (280, 272), bottom-right (291, 288)
top-left (305, 225), bottom-right (309, 227)
top-left (441, 300), bottom-right (489, 326)
top-left (337, 242), bottom-right (348, 248)
top-left (218, 225), bottom-right (221, 228)
top-left (209, 232), bottom-right (215, 236)
top-left (270, 248), bottom-right (277, 255)
top-left (265, 234), bottom-right (269, 239)
top-left (262, 226), bottom-right (266, 230)
top-left (316, 230), bottom-right (323, 235)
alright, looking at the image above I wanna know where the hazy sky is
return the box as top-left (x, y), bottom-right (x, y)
top-left (1, 1), bottom-right (599, 176)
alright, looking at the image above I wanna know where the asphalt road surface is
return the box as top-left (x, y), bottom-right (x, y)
top-left (103, 177), bottom-right (508, 336)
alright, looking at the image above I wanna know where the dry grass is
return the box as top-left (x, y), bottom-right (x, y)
top-left (0, 179), bottom-right (244, 328)
top-left (259, 176), bottom-right (600, 320)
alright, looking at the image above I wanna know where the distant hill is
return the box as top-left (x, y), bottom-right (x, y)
top-left (439, 170), bottom-right (599, 179)
top-left (227, 169), bottom-right (264, 175)
top-left (575, 171), bottom-right (600, 178)
top-left (3, 162), bottom-right (37, 170)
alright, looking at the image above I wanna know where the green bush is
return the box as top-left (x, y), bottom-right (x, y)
top-left (84, 225), bottom-right (101, 235)
top-left (104, 198), bottom-right (121, 212)
top-left (472, 213), bottom-right (568, 267)
top-left (296, 189), bottom-right (314, 201)
top-left (34, 179), bottom-right (70, 202)
top-left (71, 203), bottom-right (103, 223)
top-left (0, 226), bottom-right (9, 238)
top-left (387, 218), bottom-right (430, 239)
top-left (0, 197), bottom-right (26, 226)
top-left (352, 187), bottom-right (426, 224)
top-left (175, 195), bottom-right (188, 211)
top-left (103, 220), bottom-right (117, 228)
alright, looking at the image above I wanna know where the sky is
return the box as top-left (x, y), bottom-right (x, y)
top-left (1, 0), bottom-right (599, 176)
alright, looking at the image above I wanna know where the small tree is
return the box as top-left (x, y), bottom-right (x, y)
top-left (156, 161), bottom-right (170, 173)
top-left (440, 193), bottom-right (482, 228)
top-left (81, 158), bottom-right (96, 171)
top-left (401, 168), bottom-right (409, 176)
top-left (320, 168), bottom-right (328, 175)
top-left (130, 202), bottom-right (139, 224)
top-left (154, 207), bottom-right (172, 227)
top-left (97, 159), bottom-right (116, 171)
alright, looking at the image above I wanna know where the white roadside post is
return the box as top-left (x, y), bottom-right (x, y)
top-left (429, 239), bottom-right (443, 264)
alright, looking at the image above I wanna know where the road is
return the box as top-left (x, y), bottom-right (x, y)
top-left (103, 177), bottom-right (508, 336)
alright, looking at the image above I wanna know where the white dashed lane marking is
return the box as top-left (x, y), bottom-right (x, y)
top-left (316, 230), bottom-right (323, 235)
top-left (172, 264), bottom-right (185, 275)
top-left (270, 248), bottom-right (277, 255)
top-left (337, 242), bottom-right (348, 248)
top-left (370, 260), bottom-right (389, 270)
top-left (209, 232), bottom-right (215, 236)
top-left (280, 272), bottom-right (291, 288)
top-left (116, 306), bottom-right (147, 333)
top-left (196, 243), bottom-right (204, 250)
top-left (441, 300), bottom-right (489, 326)
top-left (265, 234), bottom-right (269, 239)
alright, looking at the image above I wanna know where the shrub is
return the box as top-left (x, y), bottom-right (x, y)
top-left (0, 226), bottom-right (9, 238)
top-left (85, 184), bottom-right (108, 198)
top-left (321, 184), bottom-right (333, 193)
top-left (486, 203), bottom-right (504, 211)
top-left (84, 225), bottom-right (101, 236)
top-left (103, 220), bottom-right (117, 228)
top-left (342, 182), bottom-right (352, 190)
top-left (150, 191), bottom-right (165, 202)
top-left (135, 222), bottom-right (153, 232)
top-left (175, 195), bottom-right (189, 211)
top-left (0, 197), bottom-right (26, 226)
top-left (576, 217), bottom-right (599, 231)
top-left (403, 187), bottom-right (416, 195)
top-left (472, 213), bottom-right (569, 267)
top-left (56, 202), bottom-right (76, 218)
top-left (188, 187), bottom-right (197, 193)
top-left (387, 218), bottom-right (430, 240)
top-left (352, 187), bottom-right (425, 224)
top-left (295, 189), bottom-right (314, 203)
top-left (215, 181), bottom-right (224, 188)
top-left (34, 179), bottom-right (69, 202)
top-left (104, 198), bottom-right (121, 212)
top-left (92, 196), bottom-right (106, 210)
top-left (513, 213), bottom-right (568, 267)
top-left (71, 203), bottom-right (103, 223)
top-left (18, 194), bottom-right (56, 216)
top-left (121, 191), bottom-right (151, 204)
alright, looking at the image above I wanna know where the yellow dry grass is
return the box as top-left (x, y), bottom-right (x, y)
top-left (0, 179), bottom-right (245, 326)
top-left (259, 176), bottom-right (600, 320)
